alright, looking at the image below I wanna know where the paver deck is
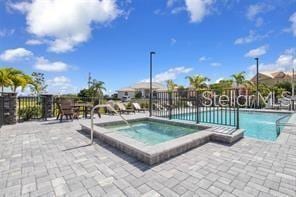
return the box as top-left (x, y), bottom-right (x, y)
top-left (0, 114), bottom-right (296, 197)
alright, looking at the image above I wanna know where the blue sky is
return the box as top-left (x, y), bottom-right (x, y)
top-left (1, 0), bottom-right (296, 94)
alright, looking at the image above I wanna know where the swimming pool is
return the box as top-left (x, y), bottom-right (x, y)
top-left (172, 111), bottom-right (289, 141)
top-left (104, 120), bottom-right (201, 145)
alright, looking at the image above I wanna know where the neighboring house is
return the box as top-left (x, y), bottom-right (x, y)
top-left (117, 87), bottom-right (136, 100)
top-left (117, 82), bottom-right (166, 99)
top-left (250, 71), bottom-right (293, 86)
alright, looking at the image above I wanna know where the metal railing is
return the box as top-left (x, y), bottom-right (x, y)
top-left (90, 104), bottom-right (137, 144)
top-left (275, 114), bottom-right (292, 134)
top-left (152, 90), bottom-right (240, 129)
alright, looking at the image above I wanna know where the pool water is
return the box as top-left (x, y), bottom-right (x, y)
top-left (104, 120), bottom-right (200, 145)
top-left (173, 111), bottom-right (289, 141)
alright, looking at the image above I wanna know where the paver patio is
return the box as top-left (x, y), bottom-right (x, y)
top-left (0, 115), bottom-right (296, 197)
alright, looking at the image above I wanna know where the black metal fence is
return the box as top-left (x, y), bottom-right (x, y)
top-left (152, 90), bottom-right (240, 129)
top-left (17, 96), bottom-right (45, 121)
top-left (17, 95), bottom-right (106, 121)
top-left (0, 96), bottom-right (3, 128)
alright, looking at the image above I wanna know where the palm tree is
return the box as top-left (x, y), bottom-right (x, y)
top-left (90, 79), bottom-right (106, 97)
top-left (0, 68), bottom-right (13, 92)
top-left (0, 67), bottom-right (34, 93)
top-left (166, 80), bottom-right (177, 92)
top-left (231, 72), bottom-right (246, 87)
top-left (186, 75), bottom-right (210, 90)
top-left (8, 68), bottom-right (33, 92)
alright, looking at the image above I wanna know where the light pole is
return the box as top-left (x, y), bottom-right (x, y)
top-left (149, 51), bottom-right (156, 117)
top-left (255, 58), bottom-right (259, 108)
top-left (292, 68), bottom-right (295, 97)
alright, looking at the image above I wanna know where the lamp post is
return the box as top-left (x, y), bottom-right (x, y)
top-left (255, 57), bottom-right (259, 108)
top-left (149, 51), bottom-right (156, 117)
top-left (292, 68), bottom-right (295, 97)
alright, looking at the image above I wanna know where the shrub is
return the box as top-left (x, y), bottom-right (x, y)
top-left (18, 106), bottom-right (42, 121)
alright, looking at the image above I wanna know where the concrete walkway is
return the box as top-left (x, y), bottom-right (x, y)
top-left (0, 115), bottom-right (296, 196)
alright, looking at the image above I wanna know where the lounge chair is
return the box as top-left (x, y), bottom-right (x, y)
top-left (116, 103), bottom-right (135, 114)
top-left (186, 101), bottom-right (193, 107)
top-left (153, 103), bottom-right (167, 111)
top-left (279, 98), bottom-right (291, 110)
top-left (132, 103), bottom-right (146, 112)
top-left (105, 100), bottom-right (116, 115)
top-left (265, 97), bottom-right (280, 110)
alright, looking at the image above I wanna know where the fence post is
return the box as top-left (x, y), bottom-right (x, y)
top-left (168, 92), bottom-right (172, 120)
top-left (196, 91), bottom-right (200, 124)
top-left (2, 93), bottom-right (17, 125)
top-left (236, 89), bottom-right (240, 129)
top-left (41, 94), bottom-right (53, 120)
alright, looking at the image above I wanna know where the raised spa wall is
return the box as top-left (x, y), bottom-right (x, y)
top-left (81, 117), bottom-right (244, 165)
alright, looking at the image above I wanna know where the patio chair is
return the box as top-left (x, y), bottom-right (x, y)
top-left (57, 100), bottom-right (79, 122)
top-left (116, 102), bottom-right (135, 114)
top-left (132, 103), bottom-right (146, 112)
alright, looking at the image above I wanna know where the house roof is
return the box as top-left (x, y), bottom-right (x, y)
top-left (117, 82), bottom-right (166, 92)
top-left (250, 71), bottom-right (293, 82)
top-left (132, 82), bottom-right (165, 89)
top-left (117, 87), bottom-right (135, 92)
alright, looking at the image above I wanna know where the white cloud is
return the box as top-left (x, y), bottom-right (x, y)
top-left (0, 48), bottom-right (33, 61)
top-left (215, 77), bottom-right (224, 83)
top-left (47, 76), bottom-right (79, 94)
top-left (9, 0), bottom-right (123, 53)
top-left (185, 0), bottom-right (214, 23)
top-left (289, 12), bottom-right (296, 37)
top-left (210, 62), bottom-right (221, 67)
top-left (246, 4), bottom-right (264, 20)
top-left (234, 30), bottom-right (270, 45)
top-left (142, 66), bottom-right (193, 83)
top-left (245, 45), bottom-right (268, 58)
top-left (167, 0), bottom-right (177, 7)
top-left (0, 29), bottom-right (15, 37)
top-left (48, 76), bottom-right (71, 86)
top-left (171, 6), bottom-right (186, 14)
top-left (26, 39), bottom-right (44, 45)
top-left (34, 57), bottom-right (69, 72)
top-left (198, 56), bottom-right (208, 62)
top-left (246, 3), bottom-right (273, 27)
top-left (248, 48), bottom-right (296, 74)
top-left (170, 38), bottom-right (177, 45)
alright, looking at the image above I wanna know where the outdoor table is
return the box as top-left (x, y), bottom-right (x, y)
top-left (73, 103), bottom-right (93, 118)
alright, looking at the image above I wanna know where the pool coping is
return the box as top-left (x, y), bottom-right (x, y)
top-left (80, 117), bottom-right (244, 165)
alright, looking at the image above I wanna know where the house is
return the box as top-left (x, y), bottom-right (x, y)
top-left (250, 71), bottom-right (293, 86)
top-left (117, 82), bottom-right (166, 99)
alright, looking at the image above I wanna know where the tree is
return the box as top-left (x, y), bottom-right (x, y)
top-left (274, 81), bottom-right (292, 92)
top-left (30, 72), bottom-right (48, 94)
top-left (231, 72), bottom-right (246, 87)
top-left (186, 75), bottom-right (210, 90)
top-left (0, 67), bottom-right (33, 92)
top-left (0, 68), bottom-right (13, 92)
top-left (210, 79), bottom-right (233, 94)
top-left (89, 79), bottom-right (106, 97)
top-left (135, 91), bottom-right (142, 99)
top-left (78, 79), bottom-right (106, 99)
top-left (166, 80), bottom-right (177, 92)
